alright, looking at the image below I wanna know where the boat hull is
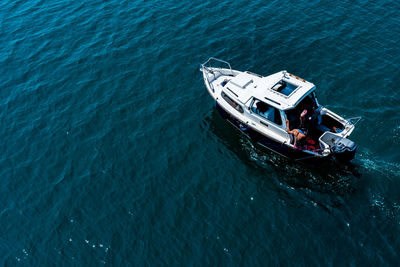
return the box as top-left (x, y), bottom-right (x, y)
top-left (215, 102), bottom-right (332, 166)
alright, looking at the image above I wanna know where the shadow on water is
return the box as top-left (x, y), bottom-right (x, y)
top-left (203, 108), bottom-right (364, 206)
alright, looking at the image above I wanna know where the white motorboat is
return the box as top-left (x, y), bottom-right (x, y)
top-left (200, 57), bottom-right (360, 164)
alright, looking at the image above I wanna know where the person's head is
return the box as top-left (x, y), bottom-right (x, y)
top-left (299, 127), bottom-right (308, 136)
top-left (257, 102), bottom-right (268, 113)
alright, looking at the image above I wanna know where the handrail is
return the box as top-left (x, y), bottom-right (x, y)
top-left (200, 57), bottom-right (233, 93)
top-left (200, 57), bottom-right (233, 75)
top-left (341, 116), bottom-right (361, 135)
top-left (345, 116), bottom-right (362, 127)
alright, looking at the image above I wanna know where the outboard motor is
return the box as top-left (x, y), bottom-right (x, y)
top-left (331, 138), bottom-right (357, 161)
top-left (319, 132), bottom-right (357, 162)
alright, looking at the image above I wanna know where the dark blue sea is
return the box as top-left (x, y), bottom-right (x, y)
top-left (1, 0), bottom-right (400, 265)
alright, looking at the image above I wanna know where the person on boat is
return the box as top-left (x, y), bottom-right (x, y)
top-left (256, 101), bottom-right (269, 115)
top-left (298, 96), bottom-right (317, 128)
top-left (286, 119), bottom-right (307, 147)
top-left (299, 109), bottom-right (308, 128)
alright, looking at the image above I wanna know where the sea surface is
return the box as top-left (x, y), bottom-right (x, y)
top-left (1, 0), bottom-right (400, 265)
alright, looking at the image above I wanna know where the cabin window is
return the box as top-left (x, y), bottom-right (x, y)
top-left (251, 99), bottom-right (283, 126)
top-left (221, 91), bottom-right (244, 113)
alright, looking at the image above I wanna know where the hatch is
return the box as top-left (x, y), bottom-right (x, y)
top-left (271, 80), bottom-right (299, 97)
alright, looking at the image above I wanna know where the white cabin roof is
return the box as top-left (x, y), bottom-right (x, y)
top-left (225, 70), bottom-right (315, 110)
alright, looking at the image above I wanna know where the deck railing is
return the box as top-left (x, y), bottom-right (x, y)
top-left (200, 57), bottom-right (233, 93)
top-left (346, 116), bottom-right (362, 126)
top-left (200, 57), bottom-right (233, 74)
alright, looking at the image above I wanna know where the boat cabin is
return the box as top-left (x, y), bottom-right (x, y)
top-left (219, 70), bottom-right (350, 149)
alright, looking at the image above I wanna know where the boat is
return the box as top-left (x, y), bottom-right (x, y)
top-left (200, 57), bottom-right (360, 165)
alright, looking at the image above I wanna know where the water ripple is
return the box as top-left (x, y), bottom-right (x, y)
top-left (0, 0), bottom-right (399, 265)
